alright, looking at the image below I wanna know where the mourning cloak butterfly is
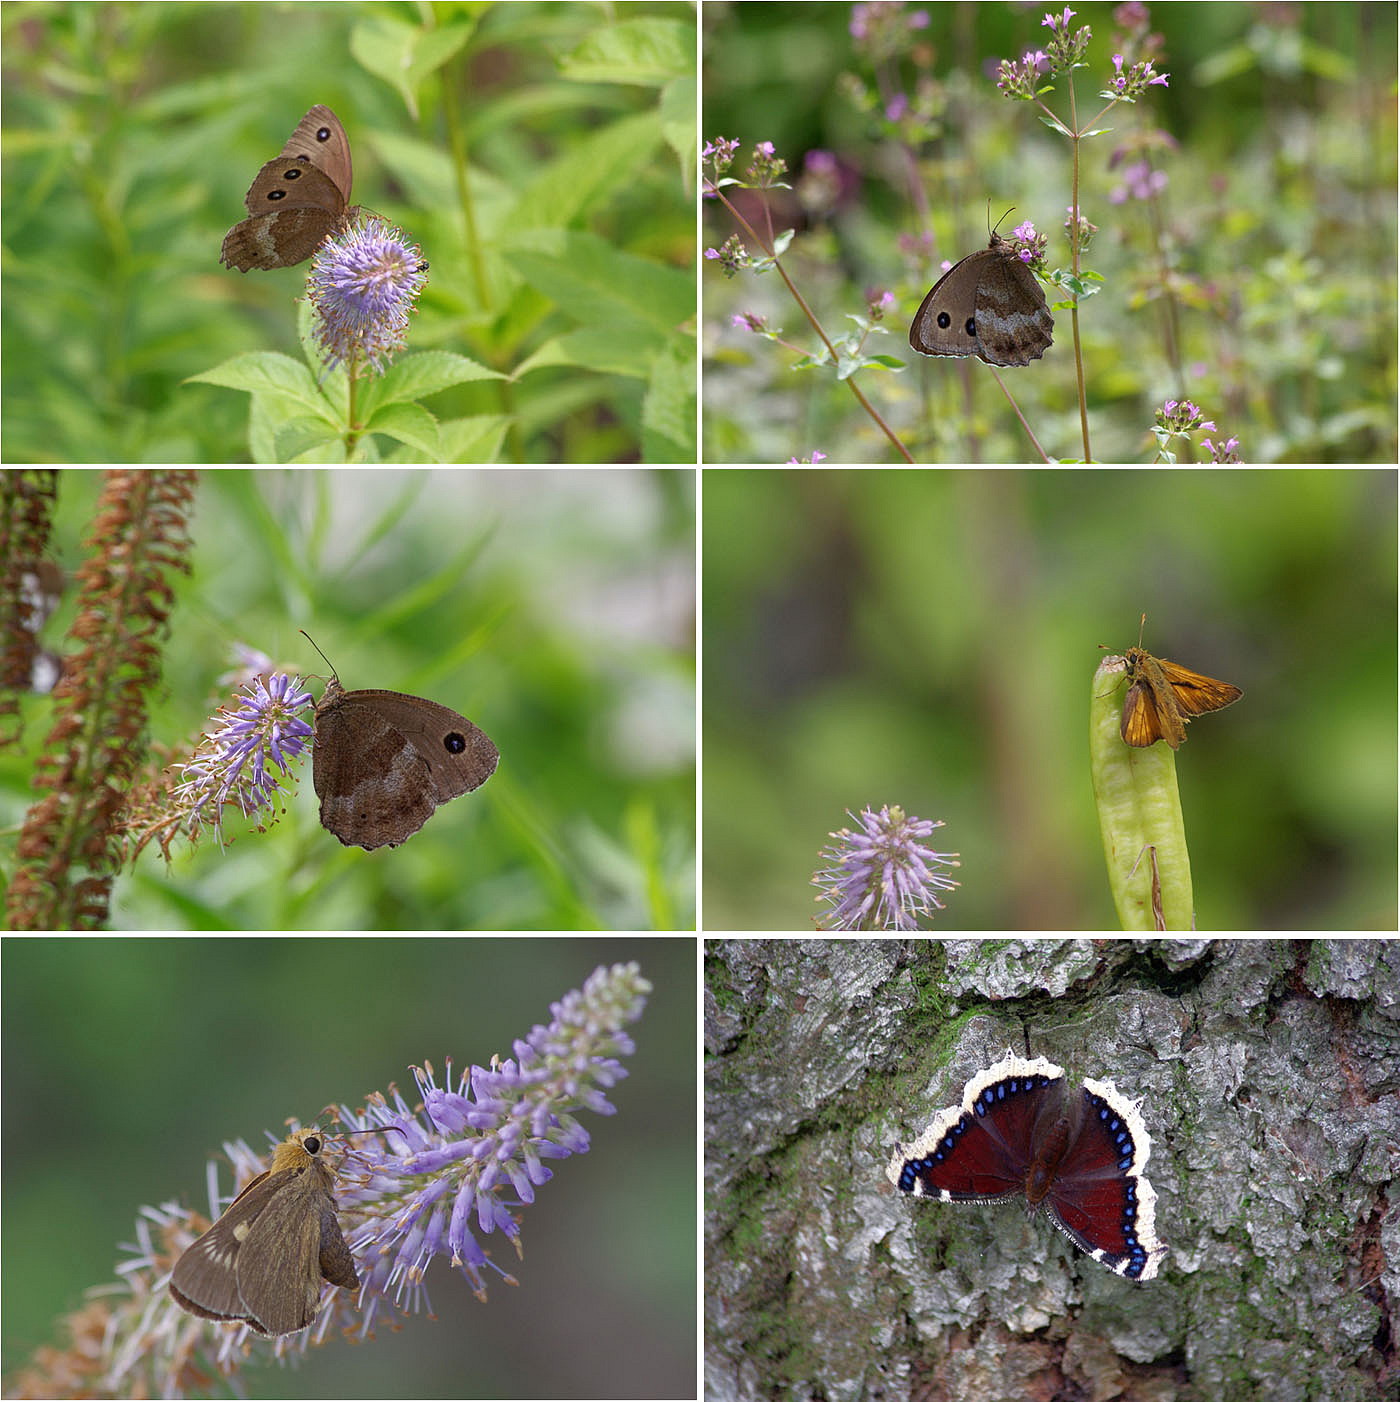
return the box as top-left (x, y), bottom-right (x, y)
top-left (886, 1050), bottom-right (1167, 1281)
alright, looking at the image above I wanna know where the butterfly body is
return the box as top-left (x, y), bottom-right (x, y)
top-left (909, 232), bottom-right (1053, 367)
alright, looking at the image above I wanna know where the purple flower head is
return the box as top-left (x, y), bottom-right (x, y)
top-left (812, 805), bottom-right (960, 930)
top-left (169, 666), bottom-right (314, 847)
top-left (307, 217), bottom-right (428, 375)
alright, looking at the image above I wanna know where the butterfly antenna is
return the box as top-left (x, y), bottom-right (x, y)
top-left (299, 629), bottom-right (339, 681)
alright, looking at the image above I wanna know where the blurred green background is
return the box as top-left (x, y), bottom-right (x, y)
top-left (0, 469), bottom-right (695, 930)
top-left (2, 1), bottom-right (696, 463)
top-left (702, 468), bottom-right (1397, 930)
top-left (701, 2), bottom-right (1397, 462)
top-left (1, 936), bottom-right (695, 1399)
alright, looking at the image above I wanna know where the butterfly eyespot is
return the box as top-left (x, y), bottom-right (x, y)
top-left (267, 189), bottom-right (287, 202)
top-left (283, 167), bottom-right (304, 180)
top-left (444, 732), bottom-right (467, 754)
top-left (316, 126), bottom-right (332, 142)
top-left (936, 312), bottom-right (951, 329)
top-left (963, 316), bottom-right (977, 336)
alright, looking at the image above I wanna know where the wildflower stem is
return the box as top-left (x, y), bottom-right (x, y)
top-left (706, 169), bottom-right (914, 463)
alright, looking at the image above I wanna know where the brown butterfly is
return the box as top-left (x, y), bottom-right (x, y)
top-left (1113, 617), bottom-right (1243, 749)
top-left (909, 229), bottom-right (1053, 367)
top-left (220, 106), bottom-right (355, 272)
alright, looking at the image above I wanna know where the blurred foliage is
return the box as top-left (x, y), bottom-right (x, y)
top-left (2, 2), bottom-right (697, 463)
top-left (702, 468), bottom-right (1397, 930)
top-left (0, 936), bottom-right (696, 1399)
top-left (0, 469), bottom-right (696, 930)
top-left (702, 2), bottom-right (1397, 462)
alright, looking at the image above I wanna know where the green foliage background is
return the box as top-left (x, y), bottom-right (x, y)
top-left (2, 1), bottom-right (697, 464)
top-left (1, 935), bottom-right (696, 1399)
top-left (1, 469), bottom-right (695, 931)
top-left (701, 2), bottom-right (1397, 463)
top-left (702, 468), bottom-right (1397, 930)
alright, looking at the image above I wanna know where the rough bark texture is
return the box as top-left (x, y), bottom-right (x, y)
top-left (704, 939), bottom-right (1398, 1402)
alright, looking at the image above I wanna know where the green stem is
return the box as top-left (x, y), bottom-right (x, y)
top-left (1089, 655), bottom-right (1195, 930)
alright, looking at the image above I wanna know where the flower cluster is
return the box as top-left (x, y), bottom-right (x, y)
top-left (1157, 399), bottom-right (1216, 436)
top-left (995, 49), bottom-right (1052, 99)
top-left (168, 669), bottom-right (313, 847)
top-left (1106, 52), bottom-right (1169, 100)
top-left (1041, 6), bottom-right (1093, 67)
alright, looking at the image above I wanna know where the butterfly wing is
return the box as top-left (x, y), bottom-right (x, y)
top-left (1155, 658), bottom-right (1243, 716)
top-left (312, 681), bottom-right (499, 850)
top-left (278, 105), bottom-right (353, 202)
top-left (909, 250), bottom-right (994, 357)
top-left (973, 243), bottom-right (1054, 366)
top-left (169, 1166), bottom-right (280, 1326)
top-left (238, 158), bottom-right (348, 219)
top-left (1119, 679), bottom-right (1176, 748)
top-left (221, 106), bottom-right (352, 271)
top-left (220, 206), bottom-right (344, 271)
top-left (230, 1167), bottom-right (345, 1336)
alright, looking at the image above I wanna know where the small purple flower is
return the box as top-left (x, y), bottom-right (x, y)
top-left (702, 136), bottom-right (742, 173)
top-left (1063, 207), bottom-right (1098, 249)
top-left (812, 805), bottom-right (960, 930)
top-left (1108, 158), bottom-right (1168, 204)
top-left (1156, 399), bottom-right (1215, 434)
top-left (866, 289), bottom-right (895, 320)
top-left (744, 142), bottom-right (788, 188)
top-left (308, 217), bottom-right (428, 374)
top-left (1203, 435), bottom-right (1242, 463)
top-left (1039, 8), bottom-right (1092, 67)
top-left (995, 49), bottom-right (1052, 99)
top-left (1106, 53), bottom-right (1170, 99)
top-left (709, 234), bottom-right (752, 278)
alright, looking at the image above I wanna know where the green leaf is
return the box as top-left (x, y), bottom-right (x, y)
top-left (559, 17), bottom-right (695, 86)
top-left (510, 110), bottom-right (664, 232)
top-left (351, 16), bottom-right (477, 108)
top-left (516, 328), bottom-right (666, 380)
top-left (658, 76), bottom-right (697, 187)
top-left (362, 401), bottom-right (444, 458)
top-left (641, 339), bottom-right (696, 460)
top-left (503, 229), bottom-right (693, 339)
